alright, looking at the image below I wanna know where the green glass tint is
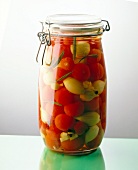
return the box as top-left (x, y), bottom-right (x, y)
top-left (39, 147), bottom-right (105, 170)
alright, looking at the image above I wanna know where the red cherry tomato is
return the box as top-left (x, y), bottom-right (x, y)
top-left (48, 125), bottom-right (62, 134)
top-left (54, 67), bottom-right (69, 82)
top-left (90, 39), bottom-right (102, 50)
top-left (87, 49), bottom-right (102, 63)
top-left (55, 114), bottom-right (75, 131)
top-left (45, 125), bottom-right (61, 149)
top-left (62, 45), bottom-right (73, 58)
top-left (72, 63), bottom-right (90, 81)
top-left (84, 96), bottom-right (101, 112)
top-left (55, 87), bottom-right (74, 106)
top-left (64, 101), bottom-right (84, 117)
top-left (59, 57), bottom-right (74, 71)
top-left (88, 63), bottom-right (104, 81)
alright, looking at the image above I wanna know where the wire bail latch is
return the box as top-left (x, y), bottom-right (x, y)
top-left (102, 20), bottom-right (110, 32)
top-left (36, 22), bottom-right (51, 64)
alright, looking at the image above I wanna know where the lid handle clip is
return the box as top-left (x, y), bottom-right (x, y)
top-left (36, 22), bottom-right (51, 64)
top-left (102, 20), bottom-right (110, 32)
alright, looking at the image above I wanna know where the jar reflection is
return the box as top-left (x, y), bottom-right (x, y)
top-left (39, 147), bottom-right (105, 170)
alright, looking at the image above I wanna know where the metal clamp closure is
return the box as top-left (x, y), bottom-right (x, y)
top-left (102, 20), bottom-right (110, 32)
top-left (36, 22), bottom-right (51, 64)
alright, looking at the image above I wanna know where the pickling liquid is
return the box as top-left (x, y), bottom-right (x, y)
top-left (38, 36), bottom-right (107, 155)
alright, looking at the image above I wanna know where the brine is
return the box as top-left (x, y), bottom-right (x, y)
top-left (38, 36), bottom-right (107, 155)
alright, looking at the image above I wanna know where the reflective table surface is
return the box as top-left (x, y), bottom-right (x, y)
top-left (0, 135), bottom-right (138, 170)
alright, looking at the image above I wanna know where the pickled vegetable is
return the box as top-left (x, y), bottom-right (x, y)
top-left (70, 41), bottom-right (90, 58)
top-left (85, 125), bottom-right (99, 144)
top-left (38, 35), bottom-right (107, 154)
top-left (55, 114), bottom-right (75, 131)
top-left (55, 87), bottom-right (74, 105)
top-left (72, 63), bottom-right (90, 81)
top-left (75, 112), bottom-right (100, 126)
top-left (93, 80), bottom-right (106, 95)
top-left (88, 63), bottom-right (104, 81)
top-left (58, 57), bottom-right (74, 71)
top-left (63, 77), bottom-right (85, 95)
top-left (64, 101), bottom-right (84, 117)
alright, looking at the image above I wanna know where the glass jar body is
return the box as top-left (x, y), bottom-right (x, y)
top-left (38, 35), bottom-right (107, 155)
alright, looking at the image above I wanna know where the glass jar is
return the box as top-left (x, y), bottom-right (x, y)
top-left (36, 14), bottom-right (110, 155)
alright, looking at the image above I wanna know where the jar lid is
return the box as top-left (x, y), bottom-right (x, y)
top-left (46, 14), bottom-right (101, 25)
top-left (45, 14), bottom-right (106, 36)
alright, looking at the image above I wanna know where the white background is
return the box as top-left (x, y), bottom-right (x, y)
top-left (0, 0), bottom-right (138, 138)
